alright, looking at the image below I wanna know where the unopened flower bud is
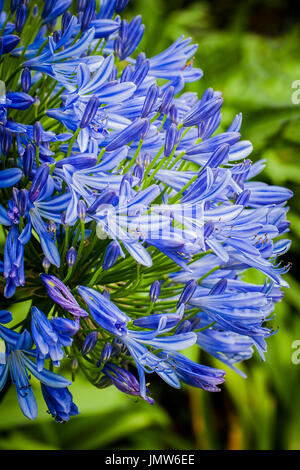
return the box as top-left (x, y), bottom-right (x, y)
top-left (77, 200), bottom-right (87, 221)
top-left (177, 279), bottom-right (197, 308)
top-left (33, 121), bottom-right (43, 147)
top-left (101, 343), bottom-right (112, 363)
top-left (21, 67), bottom-right (31, 93)
top-left (81, 331), bottom-right (98, 356)
top-left (67, 247), bottom-right (77, 268)
top-left (79, 96), bottom-right (99, 128)
top-left (103, 241), bottom-right (120, 270)
top-left (42, 257), bottom-right (51, 272)
top-left (150, 280), bottom-right (161, 303)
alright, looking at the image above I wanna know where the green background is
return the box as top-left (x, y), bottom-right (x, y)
top-left (1, 0), bottom-right (300, 450)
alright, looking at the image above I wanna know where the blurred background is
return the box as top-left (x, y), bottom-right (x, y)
top-left (1, 0), bottom-right (300, 450)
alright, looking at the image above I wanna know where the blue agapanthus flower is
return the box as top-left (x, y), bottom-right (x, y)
top-left (0, 0), bottom-right (292, 422)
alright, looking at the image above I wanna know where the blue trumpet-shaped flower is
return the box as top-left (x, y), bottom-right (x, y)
top-left (31, 306), bottom-right (79, 371)
top-left (41, 384), bottom-right (79, 423)
top-left (0, 327), bottom-right (71, 420)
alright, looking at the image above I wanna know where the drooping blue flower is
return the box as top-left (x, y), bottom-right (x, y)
top-left (0, 327), bottom-right (71, 420)
top-left (41, 384), bottom-right (79, 423)
top-left (103, 363), bottom-right (154, 404)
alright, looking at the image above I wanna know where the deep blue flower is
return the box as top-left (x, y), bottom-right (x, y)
top-left (78, 285), bottom-right (130, 336)
top-left (41, 384), bottom-right (79, 423)
top-left (160, 352), bottom-right (226, 392)
top-left (31, 306), bottom-right (79, 371)
top-left (0, 327), bottom-right (71, 420)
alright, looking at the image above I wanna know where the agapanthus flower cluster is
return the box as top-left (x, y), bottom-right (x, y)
top-left (0, 0), bottom-right (292, 422)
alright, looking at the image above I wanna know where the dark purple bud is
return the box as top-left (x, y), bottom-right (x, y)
top-left (81, 0), bottom-right (96, 32)
top-left (236, 189), bottom-right (251, 206)
top-left (67, 247), bottom-right (77, 268)
top-left (103, 363), bottom-right (154, 404)
top-left (33, 121), bottom-right (43, 147)
top-left (21, 67), bottom-right (31, 93)
top-left (15, 4), bottom-right (27, 33)
top-left (29, 163), bottom-right (49, 202)
top-left (77, 199), bottom-right (87, 221)
top-left (87, 189), bottom-right (118, 215)
top-left (81, 331), bottom-right (98, 355)
top-left (159, 86), bottom-right (174, 114)
top-left (41, 274), bottom-right (88, 317)
top-left (10, 0), bottom-right (19, 13)
top-left (141, 83), bottom-right (159, 118)
top-left (209, 279), bottom-right (227, 296)
top-left (2, 35), bottom-right (20, 54)
top-left (101, 343), bottom-right (112, 363)
top-left (61, 10), bottom-right (71, 34)
top-left (79, 96), bottom-right (99, 128)
top-left (103, 241), bottom-right (120, 270)
top-left (150, 280), bottom-right (161, 303)
top-left (1, 128), bottom-right (12, 155)
top-left (115, 0), bottom-right (130, 13)
top-left (177, 279), bottom-right (197, 308)
top-left (164, 123), bottom-right (177, 157)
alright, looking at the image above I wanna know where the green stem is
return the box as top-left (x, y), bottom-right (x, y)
top-left (67, 128), bottom-right (80, 157)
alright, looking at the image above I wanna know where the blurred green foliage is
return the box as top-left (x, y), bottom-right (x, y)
top-left (1, 0), bottom-right (300, 450)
